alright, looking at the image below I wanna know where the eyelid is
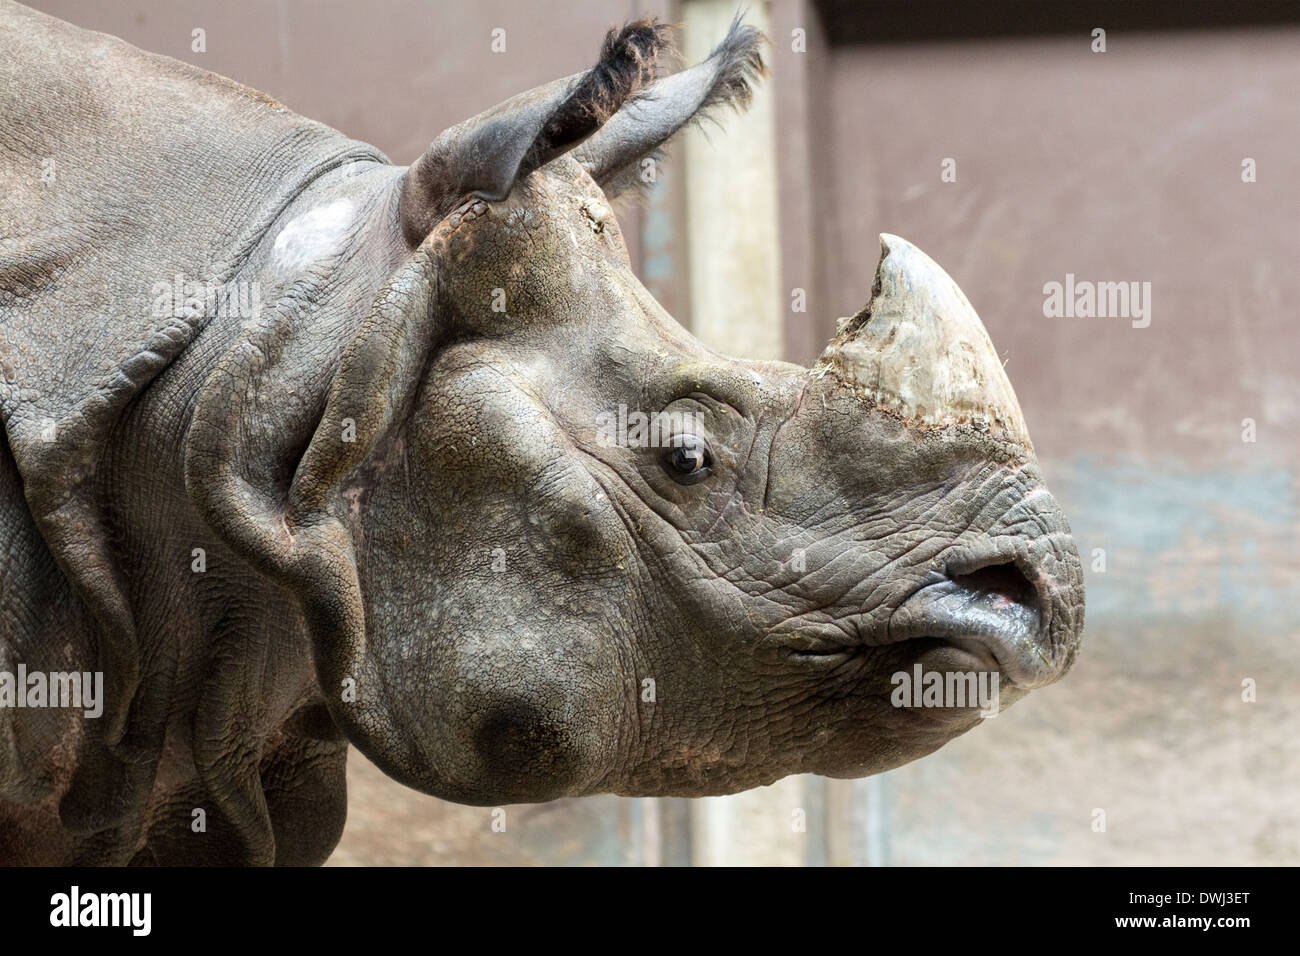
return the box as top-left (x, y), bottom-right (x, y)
top-left (658, 379), bottom-right (749, 418)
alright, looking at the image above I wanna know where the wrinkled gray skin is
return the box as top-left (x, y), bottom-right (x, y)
top-left (0, 2), bottom-right (1083, 865)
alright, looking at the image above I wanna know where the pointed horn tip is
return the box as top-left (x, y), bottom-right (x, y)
top-left (876, 233), bottom-right (935, 269)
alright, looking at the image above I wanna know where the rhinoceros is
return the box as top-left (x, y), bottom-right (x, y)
top-left (0, 2), bottom-right (1084, 865)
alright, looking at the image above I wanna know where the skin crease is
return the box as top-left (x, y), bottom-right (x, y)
top-left (0, 5), bottom-right (1084, 864)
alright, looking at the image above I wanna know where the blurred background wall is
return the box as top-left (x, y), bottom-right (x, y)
top-left (25, 0), bottom-right (1299, 864)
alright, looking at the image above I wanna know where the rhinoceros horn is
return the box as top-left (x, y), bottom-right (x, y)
top-left (818, 234), bottom-right (1032, 451)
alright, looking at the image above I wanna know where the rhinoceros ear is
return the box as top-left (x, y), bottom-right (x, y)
top-left (572, 16), bottom-right (765, 198)
top-left (399, 19), bottom-right (671, 244)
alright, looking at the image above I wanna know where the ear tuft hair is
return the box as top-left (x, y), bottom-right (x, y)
top-left (694, 17), bottom-right (767, 118)
top-left (586, 19), bottom-right (677, 123)
top-left (528, 19), bottom-right (675, 170)
top-left (572, 15), bottom-right (769, 200)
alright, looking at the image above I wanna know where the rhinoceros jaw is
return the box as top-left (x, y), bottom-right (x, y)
top-left (816, 234), bottom-right (1032, 451)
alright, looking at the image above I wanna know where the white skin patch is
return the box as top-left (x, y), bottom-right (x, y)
top-left (271, 199), bottom-right (356, 272)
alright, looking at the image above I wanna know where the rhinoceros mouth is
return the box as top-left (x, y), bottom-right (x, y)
top-left (770, 556), bottom-right (1067, 689)
top-left (881, 561), bottom-right (1063, 688)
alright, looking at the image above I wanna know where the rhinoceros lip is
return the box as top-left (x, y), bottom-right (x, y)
top-left (768, 557), bottom-right (1061, 686)
top-left (877, 571), bottom-right (1060, 689)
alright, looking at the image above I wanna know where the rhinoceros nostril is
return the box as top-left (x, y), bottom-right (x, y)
top-left (949, 562), bottom-right (1036, 614)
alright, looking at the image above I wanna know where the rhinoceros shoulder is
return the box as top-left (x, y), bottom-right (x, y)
top-left (0, 0), bottom-right (387, 509)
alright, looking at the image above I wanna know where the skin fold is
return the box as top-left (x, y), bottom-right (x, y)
top-left (0, 3), bottom-right (1083, 864)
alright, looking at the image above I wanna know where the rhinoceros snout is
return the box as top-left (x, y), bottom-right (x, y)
top-left (881, 493), bottom-right (1085, 692)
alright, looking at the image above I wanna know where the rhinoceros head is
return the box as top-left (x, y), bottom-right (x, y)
top-left (191, 19), bottom-right (1083, 804)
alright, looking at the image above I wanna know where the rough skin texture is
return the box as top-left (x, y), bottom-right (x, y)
top-left (0, 2), bottom-right (1084, 865)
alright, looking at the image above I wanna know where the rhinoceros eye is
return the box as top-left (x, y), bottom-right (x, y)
top-left (662, 435), bottom-right (712, 485)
